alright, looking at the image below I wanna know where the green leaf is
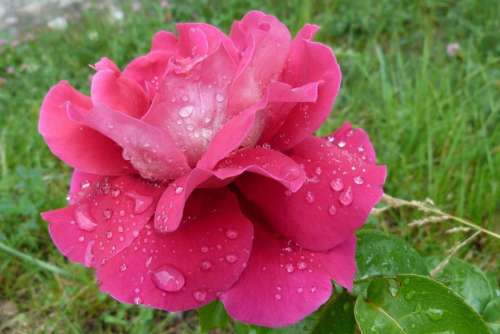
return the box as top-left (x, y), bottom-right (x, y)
top-left (427, 256), bottom-right (494, 313)
top-left (311, 291), bottom-right (356, 334)
top-left (198, 301), bottom-right (229, 332)
top-left (355, 231), bottom-right (428, 294)
top-left (354, 274), bottom-right (490, 334)
top-left (483, 297), bottom-right (500, 334)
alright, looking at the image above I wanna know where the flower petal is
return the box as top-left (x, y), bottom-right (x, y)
top-left (151, 30), bottom-right (178, 52)
top-left (142, 29), bottom-right (237, 165)
top-left (228, 11), bottom-right (292, 115)
top-left (38, 81), bottom-right (131, 175)
top-left (91, 58), bottom-right (149, 118)
top-left (96, 189), bottom-right (254, 311)
top-left (41, 175), bottom-right (162, 267)
top-left (271, 24), bottom-right (342, 150)
top-left (220, 224), bottom-right (333, 327)
top-left (237, 123), bottom-right (386, 251)
top-left (122, 51), bottom-right (173, 101)
top-left (67, 102), bottom-right (190, 180)
top-left (214, 147), bottom-right (306, 192)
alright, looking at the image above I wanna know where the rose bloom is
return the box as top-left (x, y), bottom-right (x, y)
top-left (39, 11), bottom-right (386, 327)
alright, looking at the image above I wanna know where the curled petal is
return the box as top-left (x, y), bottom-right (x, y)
top-left (271, 24), bottom-right (342, 150)
top-left (237, 123), bottom-right (386, 251)
top-left (38, 81), bottom-right (131, 175)
top-left (97, 189), bottom-right (254, 311)
top-left (41, 175), bottom-right (162, 267)
top-left (67, 102), bottom-right (190, 181)
top-left (91, 58), bottom-right (149, 118)
top-left (220, 223), bottom-right (353, 327)
top-left (151, 30), bottom-right (178, 52)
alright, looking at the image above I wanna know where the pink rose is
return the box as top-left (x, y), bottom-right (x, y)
top-left (39, 11), bottom-right (386, 327)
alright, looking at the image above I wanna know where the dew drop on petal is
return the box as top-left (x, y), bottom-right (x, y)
top-left (75, 206), bottom-right (98, 231)
top-left (353, 176), bottom-right (364, 185)
top-left (200, 246), bottom-right (209, 253)
top-left (225, 254), bottom-right (238, 264)
top-left (305, 191), bottom-right (315, 204)
top-left (339, 186), bottom-right (353, 206)
top-left (215, 93), bottom-right (225, 102)
top-left (328, 205), bottom-right (337, 216)
top-left (285, 263), bottom-right (295, 273)
top-left (193, 290), bottom-right (207, 302)
top-left (83, 240), bottom-right (95, 267)
top-left (126, 192), bottom-right (153, 214)
top-left (175, 186), bottom-right (184, 194)
top-left (102, 209), bottom-right (113, 220)
top-left (337, 141), bottom-right (346, 148)
top-left (200, 260), bottom-right (212, 271)
top-left (297, 261), bottom-right (307, 270)
top-left (120, 263), bottom-right (127, 272)
top-left (152, 265), bottom-right (185, 292)
top-left (329, 178), bottom-right (344, 192)
top-left (225, 229), bottom-right (238, 240)
top-left (274, 294), bottom-right (282, 300)
top-left (178, 105), bottom-right (194, 118)
top-left (282, 165), bottom-right (301, 180)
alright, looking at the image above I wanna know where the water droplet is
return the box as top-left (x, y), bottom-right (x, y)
top-left (200, 260), bottom-right (212, 270)
top-left (193, 290), bottom-right (207, 302)
top-left (200, 246), bottom-right (209, 253)
top-left (111, 188), bottom-right (121, 198)
top-left (175, 186), bottom-right (184, 194)
top-left (215, 93), bottom-right (225, 102)
top-left (305, 191), bottom-right (315, 203)
top-left (178, 105), bottom-right (194, 118)
top-left (328, 205), bottom-right (337, 216)
top-left (120, 263), bottom-right (127, 272)
top-left (297, 261), bottom-right (307, 270)
top-left (181, 95), bottom-right (189, 102)
top-left (106, 231), bottom-right (113, 239)
top-left (358, 146), bottom-right (365, 152)
top-left (132, 230), bottom-right (139, 237)
top-left (283, 165), bottom-right (301, 180)
top-left (225, 254), bottom-right (238, 264)
top-left (225, 229), bottom-right (238, 239)
top-left (145, 256), bottom-right (153, 268)
top-left (427, 308), bottom-right (444, 321)
top-left (353, 176), bottom-right (364, 185)
top-left (327, 135), bottom-right (335, 143)
top-left (152, 265), bottom-right (185, 292)
top-left (133, 296), bottom-right (141, 304)
top-left (330, 178), bottom-right (344, 192)
top-left (285, 264), bottom-right (295, 273)
top-left (102, 209), bottom-right (113, 219)
top-left (405, 290), bottom-right (416, 300)
top-left (126, 192), bottom-right (153, 214)
top-left (315, 166), bottom-right (322, 175)
top-left (84, 241), bottom-right (95, 266)
top-left (75, 206), bottom-right (98, 231)
top-left (274, 294), bottom-right (282, 300)
top-left (337, 141), bottom-right (346, 148)
top-left (339, 187), bottom-right (353, 206)
top-left (78, 235), bottom-right (85, 242)
top-left (310, 286), bottom-right (317, 293)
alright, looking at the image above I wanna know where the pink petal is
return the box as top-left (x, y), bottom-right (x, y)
top-left (122, 51), bottom-right (173, 101)
top-left (154, 168), bottom-right (212, 233)
top-left (320, 235), bottom-right (357, 291)
top-left (38, 81), bottom-right (132, 175)
top-left (271, 24), bottom-right (342, 150)
top-left (237, 123), bottom-right (386, 251)
top-left (142, 29), bottom-right (237, 165)
top-left (220, 224), bottom-right (334, 327)
top-left (228, 10), bottom-right (292, 115)
top-left (91, 58), bottom-right (149, 118)
top-left (214, 147), bottom-right (306, 192)
top-left (96, 189), bottom-right (254, 311)
top-left (154, 145), bottom-right (306, 234)
top-left (67, 102), bottom-right (190, 180)
top-left (151, 30), bottom-right (178, 52)
top-left (68, 170), bottom-right (103, 204)
top-left (41, 175), bottom-right (162, 267)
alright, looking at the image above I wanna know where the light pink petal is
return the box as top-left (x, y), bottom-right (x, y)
top-left (38, 81), bottom-right (132, 175)
top-left (67, 102), bottom-right (190, 181)
top-left (96, 189), bottom-right (254, 311)
top-left (228, 10), bottom-right (292, 115)
top-left (122, 51), bottom-right (173, 101)
top-left (214, 147), bottom-right (306, 192)
top-left (220, 224), bottom-right (332, 327)
top-left (237, 123), bottom-right (386, 251)
top-left (68, 170), bottom-right (103, 204)
top-left (271, 24), bottom-right (342, 150)
top-left (41, 176), bottom-right (162, 267)
top-left (91, 58), bottom-right (148, 118)
top-left (142, 29), bottom-right (237, 165)
top-left (151, 30), bottom-right (178, 52)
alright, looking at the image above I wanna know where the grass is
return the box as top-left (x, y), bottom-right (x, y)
top-left (0, 0), bottom-right (498, 332)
